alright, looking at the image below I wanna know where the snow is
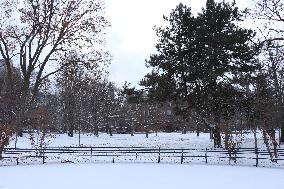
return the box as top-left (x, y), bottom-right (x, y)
top-left (0, 164), bottom-right (283, 189)
top-left (9, 132), bottom-right (213, 148)
top-left (3, 131), bottom-right (283, 167)
top-left (8, 131), bottom-right (278, 149)
top-left (1, 132), bottom-right (284, 188)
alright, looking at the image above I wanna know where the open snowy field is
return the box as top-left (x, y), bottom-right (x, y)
top-left (3, 131), bottom-right (283, 167)
top-left (7, 131), bottom-right (282, 149)
top-left (0, 164), bottom-right (283, 189)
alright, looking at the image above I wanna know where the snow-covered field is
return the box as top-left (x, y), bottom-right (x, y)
top-left (0, 164), bottom-right (283, 189)
top-left (1, 132), bottom-right (283, 189)
top-left (9, 132), bottom-right (214, 148)
top-left (2, 131), bottom-right (283, 168)
top-left (7, 131), bottom-right (280, 149)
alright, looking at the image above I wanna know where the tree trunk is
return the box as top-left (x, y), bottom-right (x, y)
top-left (78, 129), bottom-right (81, 146)
top-left (16, 107), bottom-right (25, 137)
top-left (182, 126), bottom-right (187, 134)
top-left (145, 127), bottom-right (149, 138)
top-left (213, 115), bottom-right (222, 148)
top-left (254, 130), bottom-right (258, 152)
top-left (224, 130), bottom-right (229, 149)
top-left (68, 114), bottom-right (74, 137)
top-left (281, 127), bottom-right (284, 143)
top-left (210, 128), bottom-right (213, 139)
top-left (196, 124), bottom-right (200, 137)
top-left (263, 130), bottom-right (274, 161)
top-left (14, 134), bottom-right (18, 148)
top-left (131, 127), bottom-right (134, 136)
top-left (270, 57), bottom-right (283, 144)
top-left (0, 148), bottom-right (2, 160)
top-left (15, 99), bottom-right (30, 138)
top-left (94, 124), bottom-right (99, 137)
top-left (4, 59), bottom-right (14, 95)
top-left (109, 127), bottom-right (113, 136)
top-left (213, 126), bottom-right (222, 148)
top-left (68, 125), bottom-right (74, 137)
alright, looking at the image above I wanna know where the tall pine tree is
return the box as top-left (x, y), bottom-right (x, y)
top-left (141, 0), bottom-right (259, 147)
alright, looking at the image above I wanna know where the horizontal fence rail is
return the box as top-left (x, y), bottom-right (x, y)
top-left (1, 147), bottom-right (284, 167)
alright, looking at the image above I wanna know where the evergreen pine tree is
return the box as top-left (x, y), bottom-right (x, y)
top-left (141, 0), bottom-right (259, 147)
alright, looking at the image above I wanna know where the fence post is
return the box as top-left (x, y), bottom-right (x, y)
top-left (158, 147), bottom-right (161, 163)
top-left (90, 147), bottom-right (93, 162)
top-left (42, 148), bottom-right (46, 164)
top-left (255, 147), bottom-right (258, 167)
top-left (181, 149), bottom-right (184, 164)
top-left (205, 148), bottom-right (208, 164)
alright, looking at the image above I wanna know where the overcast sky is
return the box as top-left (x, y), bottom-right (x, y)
top-left (105, 0), bottom-right (254, 88)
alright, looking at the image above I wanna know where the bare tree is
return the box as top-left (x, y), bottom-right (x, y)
top-left (58, 53), bottom-right (88, 137)
top-left (0, 123), bottom-right (14, 159)
top-left (0, 0), bottom-right (109, 99)
top-left (255, 0), bottom-right (284, 143)
top-left (0, 0), bottom-right (109, 140)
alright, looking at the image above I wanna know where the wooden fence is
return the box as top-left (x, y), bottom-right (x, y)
top-left (2, 147), bottom-right (284, 167)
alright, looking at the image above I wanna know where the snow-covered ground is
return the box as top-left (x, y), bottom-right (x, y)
top-left (7, 131), bottom-right (281, 149)
top-left (1, 132), bottom-right (283, 189)
top-left (0, 164), bottom-right (283, 189)
top-left (2, 131), bottom-right (283, 168)
top-left (9, 132), bottom-right (214, 148)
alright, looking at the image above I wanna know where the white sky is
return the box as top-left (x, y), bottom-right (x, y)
top-left (105, 0), bottom-right (254, 87)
